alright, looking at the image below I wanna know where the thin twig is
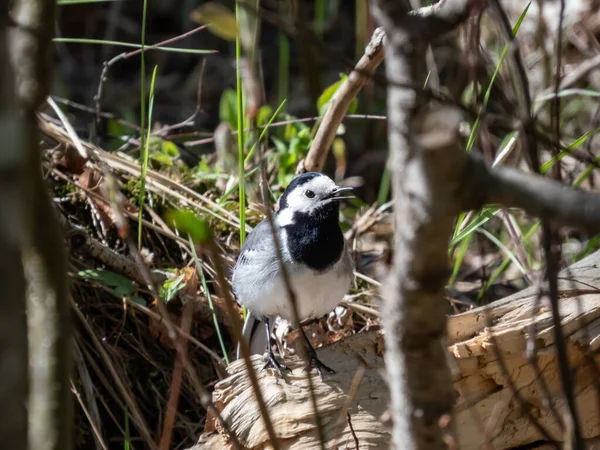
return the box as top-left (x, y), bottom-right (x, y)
top-left (551, 0), bottom-right (565, 183)
top-left (153, 58), bottom-right (207, 138)
top-left (332, 364), bottom-right (366, 447)
top-left (70, 381), bottom-right (110, 450)
top-left (93, 25), bottom-right (209, 137)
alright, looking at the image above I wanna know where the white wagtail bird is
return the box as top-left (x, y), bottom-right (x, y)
top-left (232, 172), bottom-right (354, 378)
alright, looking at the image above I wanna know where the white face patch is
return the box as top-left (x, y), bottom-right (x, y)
top-left (277, 176), bottom-right (338, 224)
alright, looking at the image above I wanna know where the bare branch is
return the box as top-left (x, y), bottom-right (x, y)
top-left (465, 157), bottom-right (600, 234)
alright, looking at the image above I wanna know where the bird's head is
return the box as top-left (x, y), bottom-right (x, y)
top-left (277, 172), bottom-right (353, 225)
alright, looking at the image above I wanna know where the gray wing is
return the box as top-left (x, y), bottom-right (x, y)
top-left (231, 219), bottom-right (290, 302)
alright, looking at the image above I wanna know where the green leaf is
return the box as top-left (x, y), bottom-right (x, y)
top-left (107, 119), bottom-right (128, 137)
top-left (450, 208), bottom-right (499, 246)
top-left (576, 235), bottom-right (600, 261)
top-left (256, 105), bottom-right (273, 127)
top-left (317, 74), bottom-right (358, 116)
top-left (138, 65), bottom-right (158, 249)
top-left (165, 210), bottom-right (211, 243)
top-left (79, 269), bottom-right (137, 297)
top-left (150, 152), bottom-right (174, 166)
top-left (131, 296), bottom-right (146, 306)
top-left (317, 75), bottom-right (345, 113)
top-left (160, 274), bottom-right (186, 302)
top-left (191, 3), bottom-right (239, 41)
top-left (477, 228), bottom-right (526, 275)
top-left (161, 140), bottom-right (180, 157)
top-left (449, 232), bottom-right (472, 286)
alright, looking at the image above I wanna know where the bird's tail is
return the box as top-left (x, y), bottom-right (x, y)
top-left (236, 312), bottom-right (270, 359)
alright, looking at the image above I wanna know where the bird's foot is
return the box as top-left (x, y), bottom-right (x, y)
top-left (262, 352), bottom-right (291, 378)
top-left (303, 345), bottom-right (335, 381)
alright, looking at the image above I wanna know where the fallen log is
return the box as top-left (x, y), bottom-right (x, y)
top-left (189, 251), bottom-right (600, 449)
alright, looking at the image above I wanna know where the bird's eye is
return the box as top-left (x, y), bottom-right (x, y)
top-left (305, 190), bottom-right (316, 198)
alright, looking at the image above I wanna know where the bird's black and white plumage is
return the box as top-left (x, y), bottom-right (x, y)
top-left (232, 172), bottom-right (354, 378)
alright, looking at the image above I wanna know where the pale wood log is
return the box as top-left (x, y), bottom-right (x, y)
top-left (190, 251), bottom-right (600, 449)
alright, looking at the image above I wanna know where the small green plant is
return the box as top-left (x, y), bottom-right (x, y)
top-left (148, 137), bottom-right (180, 167)
top-left (78, 268), bottom-right (145, 305)
top-left (271, 120), bottom-right (312, 186)
top-left (159, 273), bottom-right (186, 302)
top-left (317, 74), bottom-right (358, 117)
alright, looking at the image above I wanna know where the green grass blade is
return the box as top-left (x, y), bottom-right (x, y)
top-left (541, 124), bottom-right (600, 174)
top-left (476, 257), bottom-right (511, 303)
top-left (465, 2), bottom-right (531, 152)
top-left (137, 0), bottom-right (149, 249)
top-left (449, 233), bottom-right (472, 286)
top-left (189, 237), bottom-right (230, 364)
top-left (452, 211), bottom-right (469, 239)
top-left (219, 100), bottom-right (286, 204)
top-left (477, 228), bottom-right (526, 275)
top-left (244, 99), bottom-right (286, 164)
top-left (138, 65), bottom-right (158, 248)
top-left (218, 167), bottom-right (260, 204)
top-left (53, 38), bottom-right (214, 54)
top-left (477, 220), bottom-right (539, 301)
top-left (450, 208), bottom-right (499, 246)
top-left (235, 0), bottom-right (247, 245)
top-left (376, 167), bottom-right (391, 206)
top-left (124, 408), bottom-right (130, 450)
top-left (535, 88), bottom-right (600, 104)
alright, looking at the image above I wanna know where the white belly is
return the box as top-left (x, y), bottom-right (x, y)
top-left (240, 257), bottom-right (352, 322)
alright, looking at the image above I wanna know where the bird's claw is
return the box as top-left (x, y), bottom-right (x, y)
top-left (262, 353), bottom-right (291, 378)
top-left (303, 347), bottom-right (335, 381)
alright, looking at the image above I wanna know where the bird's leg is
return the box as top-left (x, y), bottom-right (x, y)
top-left (262, 317), bottom-right (290, 377)
top-left (300, 325), bottom-right (335, 380)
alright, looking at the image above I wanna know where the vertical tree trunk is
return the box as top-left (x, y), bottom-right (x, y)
top-left (9, 0), bottom-right (73, 448)
top-left (371, 0), bottom-right (476, 448)
top-left (0, 3), bottom-right (30, 449)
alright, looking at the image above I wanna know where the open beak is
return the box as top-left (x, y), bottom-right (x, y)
top-left (326, 186), bottom-right (354, 201)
